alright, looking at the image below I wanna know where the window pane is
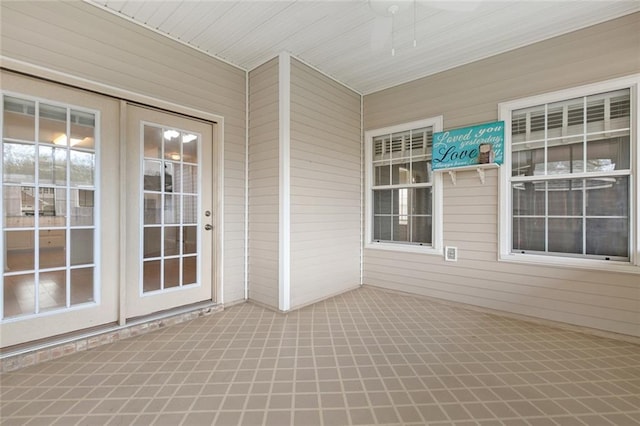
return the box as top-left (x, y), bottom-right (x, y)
top-left (164, 128), bottom-right (181, 161)
top-left (164, 194), bottom-right (180, 224)
top-left (5, 230), bottom-right (35, 271)
top-left (373, 190), bottom-right (392, 215)
top-left (547, 143), bottom-right (583, 174)
top-left (183, 195), bottom-right (197, 224)
top-left (39, 103), bottom-right (66, 144)
top-left (182, 134), bottom-right (198, 163)
top-left (164, 258), bottom-right (180, 288)
top-left (586, 219), bottom-right (628, 258)
top-left (70, 110), bottom-right (95, 150)
top-left (184, 226), bottom-right (197, 255)
top-left (410, 127), bottom-right (431, 157)
top-left (70, 267), bottom-right (94, 305)
top-left (3, 274), bottom-right (35, 318)
top-left (411, 216), bottom-right (432, 244)
top-left (33, 187), bottom-right (59, 225)
top-left (181, 164), bottom-right (198, 194)
top-left (39, 270), bottom-right (66, 312)
top-left (3, 96), bottom-right (35, 141)
top-left (587, 136), bottom-right (630, 171)
top-left (512, 148), bottom-right (537, 177)
top-left (565, 97), bottom-right (585, 136)
top-left (143, 260), bottom-right (161, 292)
top-left (38, 146), bottom-right (67, 185)
top-left (143, 160), bottom-right (162, 191)
top-left (183, 256), bottom-right (197, 285)
top-left (411, 160), bottom-right (431, 183)
top-left (391, 163), bottom-right (410, 185)
top-left (547, 180), bottom-right (583, 216)
top-left (40, 188), bottom-right (67, 228)
top-left (144, 227), bottom-right (162, 258)
top-left (392, 216), bottom-right (409, 242)
top-left (512, 182), bottom-right (545, 216)
top-left (144, 193), bottom-right (161, 224)
top-left (373, 216), bottom-right (391, 241)
top-left (70, 189), bottom-right (93, 226)
top-left (390, 131), bottom-right (409, 159)
top-left (374, 163), bottom-right (390, 186)
top-left (69, 150), bottom-right (94, 186)
top-left (39, 229), bottom-right (66, 269)
top-left (164, 226), bottom-right (180, 256)
top-left (164, 162), bottom-right (176, 192)
top-left (3, 142), bottom-right (36, 184)
top-left (144, 125), bottom-right (162, 159)
top-left (585, 176), bottom-right (628, 216)
top-left (4, 186), bottom-right (34, 228)
top-left (546, 103), bottom-right (564, 138)
top-left (412, 188), bottom-right (432, 215)
top-left (548, 218), bottom-right (582, 254)
top-left (512, 218), bottom-right (544, 252)
top-left (372, 135), bottom-right (388, 160)
top-left (70, 229), bottom-right (93, 266)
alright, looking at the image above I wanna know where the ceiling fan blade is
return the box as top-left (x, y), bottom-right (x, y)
top-left (370, 15), bottom-right (392, 51)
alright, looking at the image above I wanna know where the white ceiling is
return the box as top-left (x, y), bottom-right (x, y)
top-left (87, 0), bottom-right (640, 94)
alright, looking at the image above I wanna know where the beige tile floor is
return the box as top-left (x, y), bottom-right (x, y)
top-left (1, 286), bottom-right (639, 426)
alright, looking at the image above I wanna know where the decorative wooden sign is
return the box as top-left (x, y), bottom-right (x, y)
top-left (432, 121), bottom-right (504, 170)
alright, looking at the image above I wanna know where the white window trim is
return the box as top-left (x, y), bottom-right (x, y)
top-left (498, 74), bottom-right (640, 274)
top-left (364, 116), bottom-right (444, 255)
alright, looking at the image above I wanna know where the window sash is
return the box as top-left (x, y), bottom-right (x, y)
top-left (504, 84), bottom-right (635, 263)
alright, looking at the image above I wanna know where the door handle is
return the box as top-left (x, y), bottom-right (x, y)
top-left (204, 224), bottom-right (213, 231)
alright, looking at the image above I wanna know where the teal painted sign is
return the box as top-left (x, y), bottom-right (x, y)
top-left (432, 121), bottom-right (504, 170)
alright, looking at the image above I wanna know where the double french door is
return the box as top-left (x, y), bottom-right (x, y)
top-left (1, 72), bottom-right (216, 347)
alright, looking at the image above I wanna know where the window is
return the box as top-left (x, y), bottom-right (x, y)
top-left (365, 117), bottom-right (443, 252)
top-left (500, 77), bottom-right (639, 269)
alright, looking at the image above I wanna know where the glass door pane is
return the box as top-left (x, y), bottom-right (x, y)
top-left (2, 95), bottom-right (97, 319)
top-left (142, 124), bottom-right (201, 293)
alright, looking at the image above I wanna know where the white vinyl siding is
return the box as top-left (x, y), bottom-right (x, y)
top-left (289, 58), bottom-right (361, 309)
top-left (362, 13), bottom-right (640, 337)
top-left (1, 1), bottom-right (247, 305)
top-left (248, 58), bottom-right (280, 309)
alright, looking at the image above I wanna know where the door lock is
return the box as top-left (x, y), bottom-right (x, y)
top-left (205, 210), bottom-right (211, 217)
top-left (204, 224), bottom-right (213, 231)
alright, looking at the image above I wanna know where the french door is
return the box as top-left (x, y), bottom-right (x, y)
top-left (125, 105), bottom-right (215, 318)
top-left (1, 71), bottom-right (120, 347)
top-left (1, 71), bottom-right (217, 348)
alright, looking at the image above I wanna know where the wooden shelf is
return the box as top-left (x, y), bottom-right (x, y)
top-left (436, 163), bottom-right (500, 185)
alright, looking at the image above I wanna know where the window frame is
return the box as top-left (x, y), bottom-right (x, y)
top-left (498, 75), bottom-right (640, 273)
top-left (364, 117), bottom-right (444, 254)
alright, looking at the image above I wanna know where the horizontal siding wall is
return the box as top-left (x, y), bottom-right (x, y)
top-left (289, 58), bottom-right (361, 309)
top-left (363, 13), bottom-right (640, 337)
top-left (248, 58), bottom-right (280, 309)
top-left (0, 1), bottom-right (247, 304)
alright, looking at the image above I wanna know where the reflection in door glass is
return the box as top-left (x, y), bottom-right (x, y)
top-left (1, 94), bottom-right (97, 319)
top-left (141, 124), bottom-right (200, 293)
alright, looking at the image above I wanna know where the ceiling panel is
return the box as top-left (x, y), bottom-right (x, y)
top-left (88, 0), bottom-right (640, 94)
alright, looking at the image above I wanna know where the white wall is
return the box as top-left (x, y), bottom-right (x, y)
top-left (363, 13), bottom-right (640, 337)
top-left (248, 57), bottom-right (280, 309)
top-left (289, 58), bottom-right (361, 309)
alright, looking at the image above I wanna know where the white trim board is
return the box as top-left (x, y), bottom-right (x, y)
top-left (278, 52), bottom-right (291, 312)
